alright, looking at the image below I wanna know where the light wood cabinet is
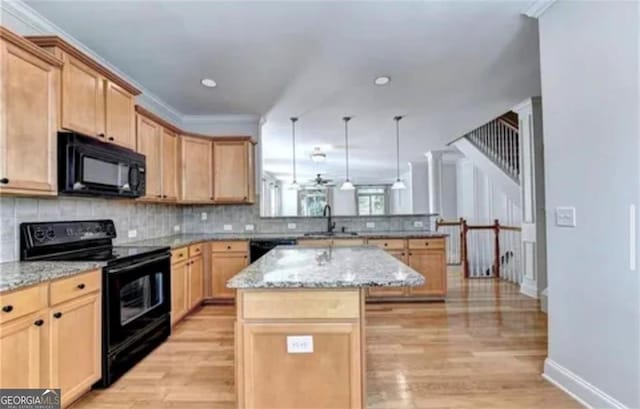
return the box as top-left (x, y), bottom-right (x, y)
top-left (161, 128), bottom-right (178, 201)
top-left (0, 310), bottom-right (48, 388)
top-left (211, 242), bottom-right (249, 300)
top-left (105, 81), bottom-right (135, 148)
top-left (49, 292), bottom-right (101, 407)
top-left (136, 113), bottom-right (162, 199)
top-left (213, 140), bottom-right (255, 204)
top-left (188, 255), bottom-right (204, 309)
top-left (179, 135), bottom-right (213, 203)
top-left (0, 28), bottom-right (61, 197)
top-left (408, 249), bottom-right (447, 297)
top-left (171, 259), bottom-right (189, 326)
top-left (0, 268), bottom-right (102, 408)
top-left (368, 250), bottom-right (408, 297)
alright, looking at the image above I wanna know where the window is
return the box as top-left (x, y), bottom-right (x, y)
top-left (298, 188), bottom-right (331, 216)
top-left (357, 186), bottom-right (387, 215)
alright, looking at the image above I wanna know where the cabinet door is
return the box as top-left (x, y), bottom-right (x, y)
top-left (136, 114), bottom-right (162, 199)
top-left (0, 41), bottom-right (57, 195)
top-left (180, 136), bottom-right (213, 203)
top-left (49, 292), bottom-right (101, 407)
top-left (213, 141), bottom-right (249, 203)
top-left (171, 261), bottom-right (189, 325)
top-left (408, 249), bottom-right (447, 297)
top-left (240, 322), bottom-right (361, 409)
top-left (188, 256), bottom-right (204, 309)
top-left (61, 54), bottom-right (104, 137)
top-left (368, 250), bottom-right (407, 297)
top-left (0, 311), bottom-right (48, 388)
top-left (211, 253), bottom-right (248, 299)
top-left (105, 81), bottom-right (135, 149)
top-left (161, 128), bottom-right (178, 201)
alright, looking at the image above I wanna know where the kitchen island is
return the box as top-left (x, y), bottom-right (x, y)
top-left (227, 245), bottom-right (425, 409)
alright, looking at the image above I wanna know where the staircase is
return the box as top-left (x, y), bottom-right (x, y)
top-left (451, 112), bottom-right (521, 202)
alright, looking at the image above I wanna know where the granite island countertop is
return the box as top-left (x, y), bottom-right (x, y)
top-left (131, 230), bottom-right (447, 249)
top-left (227, 245), bottom-right (425, 289)
top-left (0, 261), bottom-right (106, 293)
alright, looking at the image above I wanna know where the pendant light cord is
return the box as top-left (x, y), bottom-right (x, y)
top-left (394, 116), bottom-right (403, 181)
top-left (290, 117), bottom-right (298, 182)
top-left (343, 117), bottom-right (351, 181)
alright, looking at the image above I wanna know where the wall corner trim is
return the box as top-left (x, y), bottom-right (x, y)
top-left (522, 0), bottom-right (557, 18)
top-left (543, 359), bottom-right (630, 409)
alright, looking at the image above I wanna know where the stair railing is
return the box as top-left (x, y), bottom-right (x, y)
top-left (465, 118), bottom-right (520, 181)
top-left (435, 218), bottom-right (465, 265)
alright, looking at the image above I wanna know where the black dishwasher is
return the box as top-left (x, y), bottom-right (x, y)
top-left (249, 239), bottom-right (297, 262)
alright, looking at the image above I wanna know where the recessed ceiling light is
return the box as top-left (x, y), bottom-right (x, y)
top-left (201, 78), bottom-right (217, 88)
top-left (374, 76), bottom-right (391, 86)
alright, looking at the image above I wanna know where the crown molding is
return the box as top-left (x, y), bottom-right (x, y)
top-left (182, 114), bottom-right (261, 124)
top-left (522, 0), bottom-right (557, 18)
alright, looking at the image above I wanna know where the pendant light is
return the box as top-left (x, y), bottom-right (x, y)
top-left (340, 116), bottom-right (355, 191)
top-left (391, 115), bottom-right (407, 190)
top-left (289, 117), bottom-right (299, 190)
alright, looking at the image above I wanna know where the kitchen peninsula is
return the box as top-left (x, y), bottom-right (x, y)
top-left (227, 245), bottom-right (425, 408)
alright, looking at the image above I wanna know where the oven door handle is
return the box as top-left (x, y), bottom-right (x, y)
top-left (107, 254), bottom-right (169, 274)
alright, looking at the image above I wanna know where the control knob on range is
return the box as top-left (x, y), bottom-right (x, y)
top-left (33, 228), bottom-right (46, 242)
top-left (46, 228), bottom-right (56, 239)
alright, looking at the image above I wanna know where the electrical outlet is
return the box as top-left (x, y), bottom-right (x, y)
top-left (555, 206), bottom-right (576, 227)
top-left (366, 222), bottom-right (375, 229)
top-left (201, 212), bottom-right (208, 221)
top-left (223, 224), bottom-right (232, 231)
top-left (127, 229), bottom-right (137, 239)
top-left (173, 225), bottom-right (181, 232)
top-left (413, 221), bottom-right (424, 228)
top-left (245, 224), bottom-right (255, 231)
top-left (288, 223), bottom-right (297, 230)
top-left (286, 335), bottom-right (313, 354)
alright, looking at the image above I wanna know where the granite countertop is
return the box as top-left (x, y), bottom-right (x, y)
top-left (227, 245), bottom-right (425, 289)
top-left (0, 261), bottom-right (106, 293)
top-left (131, 231), bottom-right (447, 249)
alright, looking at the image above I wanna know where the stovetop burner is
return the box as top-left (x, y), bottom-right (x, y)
top-left (46, 245), bottom-right (170, 263)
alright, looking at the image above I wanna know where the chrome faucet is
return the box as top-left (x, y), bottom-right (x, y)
top-left (323, 204), bottom-right (336, 234)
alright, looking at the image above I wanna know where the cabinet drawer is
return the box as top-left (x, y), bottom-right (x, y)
top-left (408, 238), bottom-right (445, 250)
top-left (332, 238), bottom-right (366, 247)
top-left (367, 239), bottom-right (405, 250)
top-left (241, 289), bottom-right (360, 320)
top-left (211, 241), bottom-right (248, 253)
top-left (0, 284), bottom-right (48, 324)
top-left (297, 239), bottom-right (332, 248)
top-left (50, 270), bottom-right (101, 306)
top-left (189, 243), bottom-right (204, 257)
top-left (171, 247), bottom-right (188, 264)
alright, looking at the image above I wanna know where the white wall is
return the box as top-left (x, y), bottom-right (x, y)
top-left (332, 187), bottom-right (356, 216)
top-left (409, 161), bottom-right (429, 214)
top-left (539, 2), bottom-right (640, 408)
top-left (390, 170), bottom-right (412, 214)
top-left (441, 162), bottom-right (458, 219)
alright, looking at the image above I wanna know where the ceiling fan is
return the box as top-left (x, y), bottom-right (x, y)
top-left (306, 173), bottom-right (335, 188)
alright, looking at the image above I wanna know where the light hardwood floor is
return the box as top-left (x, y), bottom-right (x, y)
top-left (70, 273), bottom-right (579, 409)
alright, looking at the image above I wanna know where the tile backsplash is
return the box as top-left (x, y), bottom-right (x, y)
top-left (0, 195), bottom-right (435, 263)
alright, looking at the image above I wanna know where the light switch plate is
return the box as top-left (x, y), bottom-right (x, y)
top-left (223, 224), bottom-right (232, 231)
top-left (201, 212), bottom-right (208, 221)
top-left (288, 223), bottom-right (297, 230)
top-left (286, 335), bottom-right (313, 354)
top-left (245, 224), bottom-right (255, 231)
top-left (555, 206), bottom-right (576, 227)
top-left (413, 221), bottom-right (424, 228)
top-left (366, 222), bottom-right (375, 229)
top-left (173, 225), bottom-right (181, 232)
top-left (127, 229), bottom-right (137, 238)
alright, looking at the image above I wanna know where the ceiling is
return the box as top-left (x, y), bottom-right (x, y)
top-left (26, 0), bottom-right (541, 184)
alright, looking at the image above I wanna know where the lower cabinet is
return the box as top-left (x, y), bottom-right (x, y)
top-left (188, 254), bottom-right (204, 309)
top-left (171, 258), bottom-right (189, 326)
top-left (367, 249), bottom-right (408, 297)
top-left (211, 241), bottom-right (249, 300)
top-left (0, 270), bottom-right (102, 408)
top-left (171, 245), bottom-right (205, 326)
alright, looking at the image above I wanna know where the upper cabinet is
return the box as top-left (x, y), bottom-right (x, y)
top-left (213, 139), bottom-right (256, 204)
top-left (27, 35), bottom-right (140, 146)
top-left (0, 27), bottom-right (62, 197)
top-left (179, 135), bottom-right (213, 203)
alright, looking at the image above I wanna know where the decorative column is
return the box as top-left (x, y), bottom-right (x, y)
top-left (426, 150), bottom-right (445, 215)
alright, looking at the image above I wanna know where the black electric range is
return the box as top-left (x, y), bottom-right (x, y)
top-left (20, 220), bottom-right (171, 388)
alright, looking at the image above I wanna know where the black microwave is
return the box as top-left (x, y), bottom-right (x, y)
top-left (58, 132), bottom-right (146, 198)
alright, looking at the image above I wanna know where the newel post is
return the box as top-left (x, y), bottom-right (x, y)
top-left (493, 219), bottom-right (500, 279)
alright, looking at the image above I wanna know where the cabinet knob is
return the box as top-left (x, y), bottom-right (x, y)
top-left (163, 195), bottom-right (167, 198)
top-left (227, 246), bottom-right (231, 250)
top-left (97, 133), bottom-right (105, 138)
top-left (156, 195), bottom-right (162, 198)
top-left (384, 243), bottom-right (388, 247)
top-left (425, 242), bottom-right (429, 246)
top-left (0, 178), bottom-right (9, 184)
top-left (108, 137), bottom-right (115, 141)
top-left (53, 312), bottom-right (63, 319)
top-left (34, 319), bottom-right (44, 327)
top-left (409, 252), bottom-right (413, 256)
top-left (210, 197), bottom-right (214, 201)
top-left (2, 305), bottom-right (13, 313)
top-left (77, 283), bottom-right (86, 290)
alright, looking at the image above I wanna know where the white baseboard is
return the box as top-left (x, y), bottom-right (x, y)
top-left (543, 358), bottom-right (629, 409)
top-left (519, 281), bottom-right (539, 299)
